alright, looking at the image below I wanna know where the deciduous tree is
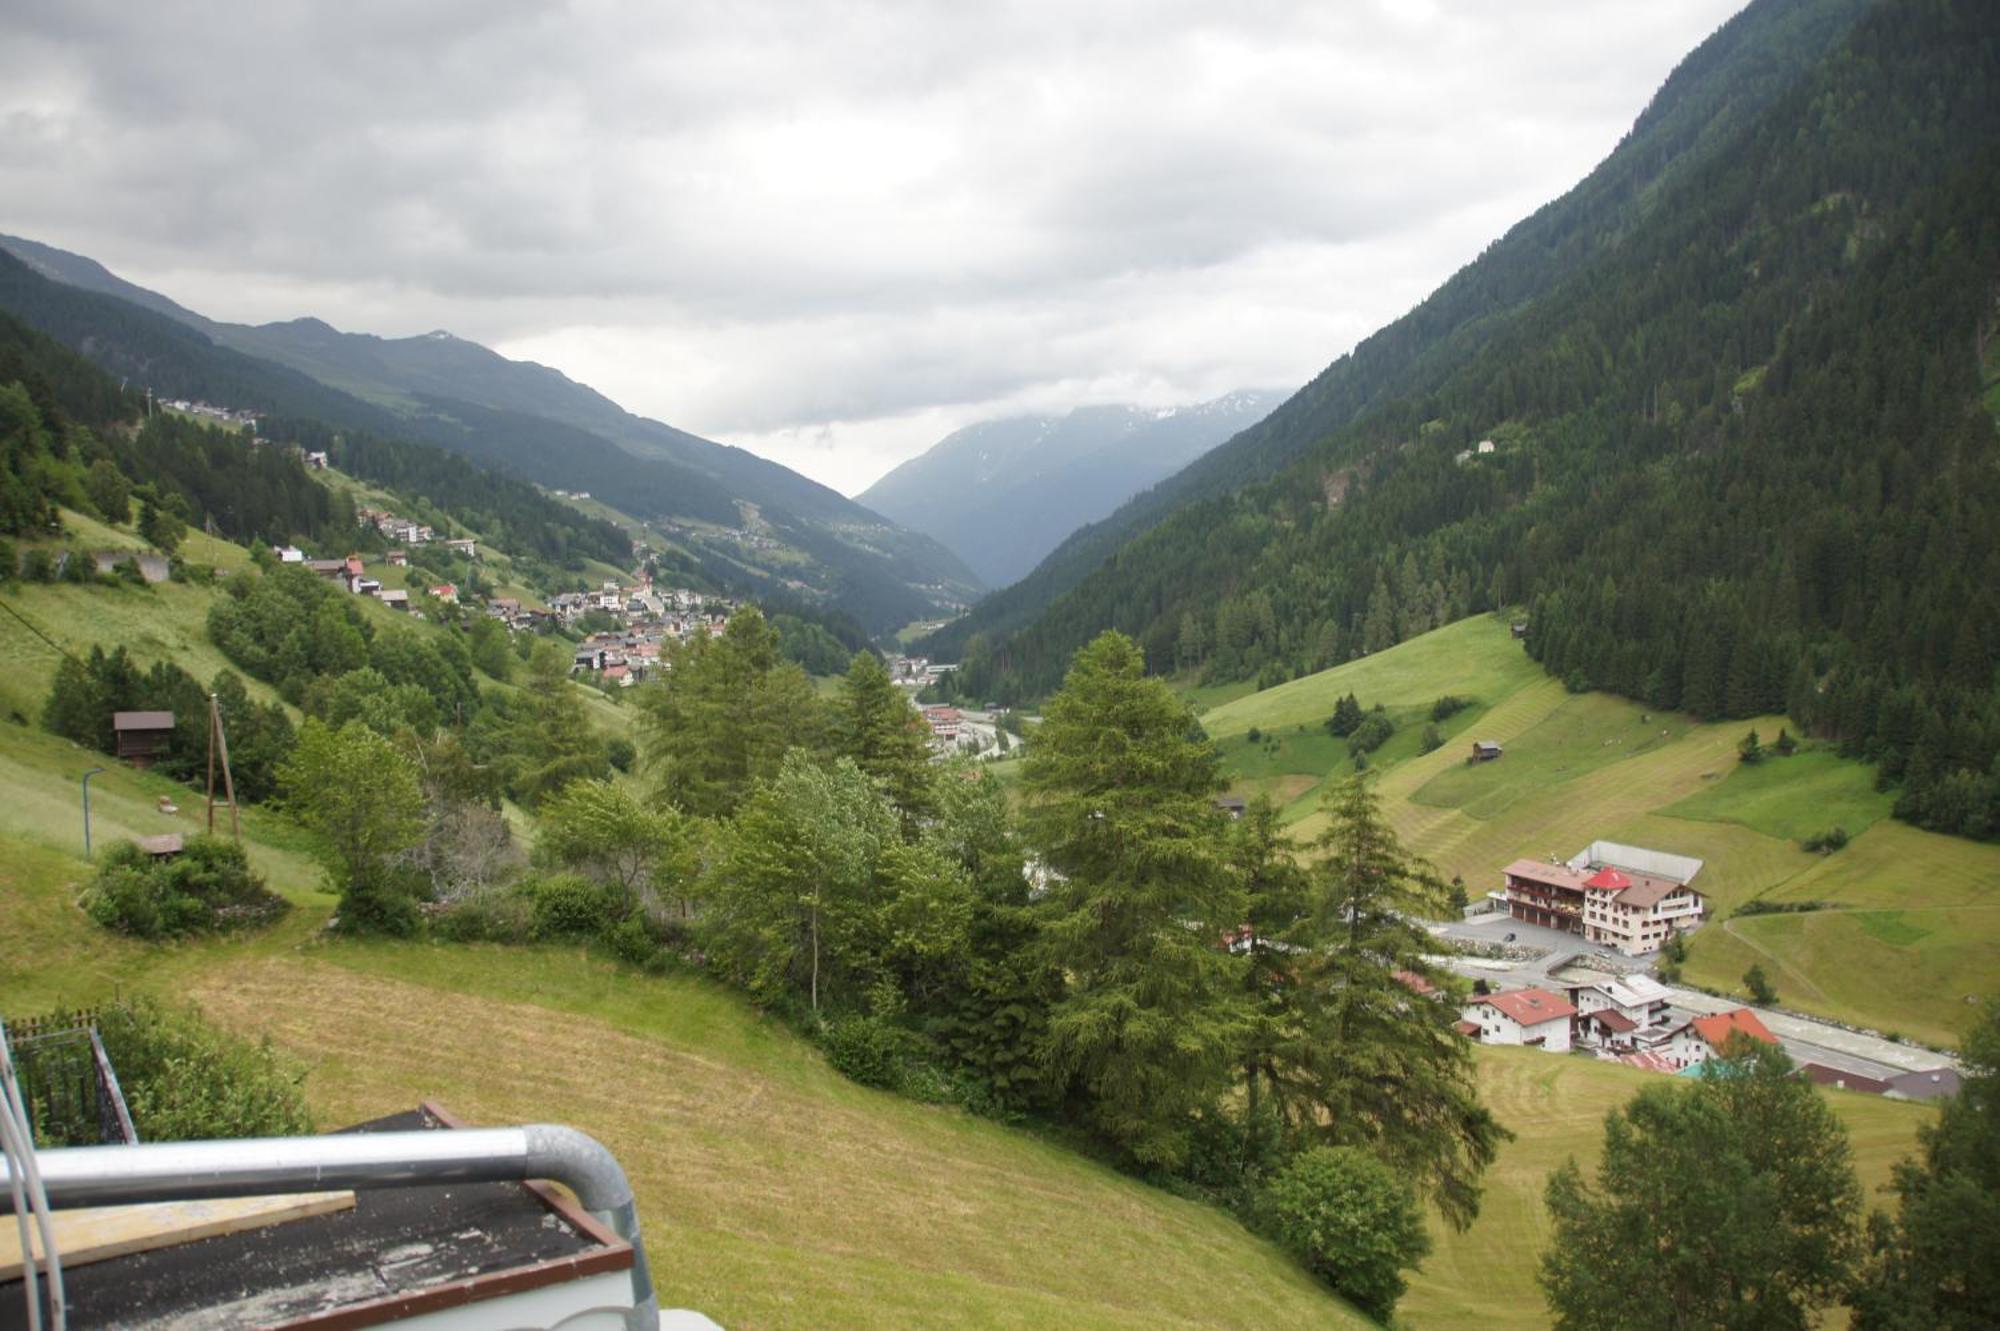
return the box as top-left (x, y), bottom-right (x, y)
top-left (1540, 1037), bottom-right (1862, 1330)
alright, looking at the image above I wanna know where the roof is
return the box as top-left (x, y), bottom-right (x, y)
top-left (1502, 859), bottom-right (1587, 891)
top-left (1690, 1008), bottom-right (1779, 1049)
top-left (1392, 969), bottom-right (1439, 998)
top-left (135, 833), bottom-right (184, 856)
top-left (1472, 988), bottom-right (1577, 1027)
top-left (1886, 1067), bottom-right (1962, 1101)
top-left (1612, 874), bottom-right (1691, 909)
top-left (1473, 739), bottom-right (1503, 751)
top-left (1567, 840), bottom-right (1704, 885)
top-left (1453, 1020), bottom-right (1480, 1037)
top-left (1616, 1051), bottom-right (1680, 1073)
top-left (1590, 1008), bottom-right (1638, 1033)
top-left (112, 711), bottom-right (175, 731)
top-left (1800, 1063), bottom-right (1892, 1095)
top-left (1597, 975), bottom-right (1672, 1007)
top-left (1584, 866), bottom-right (1631, 891)
top-left (11, 1106), bottom-right (633, 1331)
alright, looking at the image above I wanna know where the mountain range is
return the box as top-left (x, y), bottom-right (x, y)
top-left (856, 392), bottom-right (1280, 587)
top-left (0, 235), bottom-right (982, 632)
top-left (926, 0), bottom-right (2000, 842)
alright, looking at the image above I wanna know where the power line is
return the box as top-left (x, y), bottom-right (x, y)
top-left (0, 595), bottom-right (84, 667)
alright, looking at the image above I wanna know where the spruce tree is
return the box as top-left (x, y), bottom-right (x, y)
top-left (1023, 631), bottom-right (1243, 1169)
top-left (834, 649), bottom-right (934, 828)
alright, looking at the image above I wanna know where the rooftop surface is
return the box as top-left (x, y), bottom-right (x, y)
top-left (0, 1106), bottom-right (632, 1331)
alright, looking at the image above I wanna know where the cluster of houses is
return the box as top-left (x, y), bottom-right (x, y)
top-left (1497, 840), bottom-right (1709, 956)
top-left (886, 654), bottom-right (958, 687)
top-left (158, 397), bottom-right (259, 430)
top-left (1451, 976), bottom-right (1960, 1099)
top-left (274, 548), bottom-right (415, 612)
top-left (352, 506), bottom-right (456, 549)
top-left (563, 583), bottom-right (741, 687)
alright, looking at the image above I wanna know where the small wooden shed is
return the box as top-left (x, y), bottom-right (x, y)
top-left (1470, 740), bottom-right (1504, 763)
top-left (112, 711), bottom-right (175, 767)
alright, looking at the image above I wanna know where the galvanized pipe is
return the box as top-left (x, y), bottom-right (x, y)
top-left (0, 1126), bottom-right (657, 1331)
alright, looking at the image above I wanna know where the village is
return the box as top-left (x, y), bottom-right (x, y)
top-left (1413, 836), bottom-right (1962, 1104)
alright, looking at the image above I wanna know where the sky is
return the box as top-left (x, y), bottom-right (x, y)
top-left (0, 1), bottom-right (1748, 496)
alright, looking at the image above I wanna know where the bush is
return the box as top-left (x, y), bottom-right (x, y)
top-left (1324, 693), bottom-right (1364, 738)
top-left (81, 837), bottom-right (289, 939)
top-left (1347, 709), bottom-right (1393, 757)
top-left (605, 912), bottom-right (677, 973)
top-left (20, 547), bottom-right (54, 582)
top-left (528, 872), bottom-right (615, 939)
top-left (92, 997), bottom-right (313, 1143)
top-left (1419, 723), bottom-right (1445, 754)
top-left (1430, 695), bottom-right (1470, 722)
top-left (820, 1014), bottom-right (915, 1090)
top-left (432, 885), bottom-right (535, 943)
top-left (1800, 826), bottom-right (1849, 854)
top-left (1246, 726), bottom-right (1262, 744)
top-left (1264, 1145), bottom-right (1431, 1320)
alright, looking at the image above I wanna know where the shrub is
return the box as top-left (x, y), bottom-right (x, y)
top-left (19, 547), bottom-right (54, 581)
top-left (1744, 964), bottom-right (1778, 1006)
top-left (1264, 1145), bottom-right (1431, 1321)
top-left (1801, 826), bottom-right (1850, 854)
top-left (1347, 709), bottom-right (1393, 757)
top-left (1419, 723), bottom-right (1445, 754)
top-left (1246, 726), bottom-right (1262, 744)
top-left (529, 872), bottom-right (615, 939)
top-left (432, 885), bottom-right (535, 943)
top-left (1430, 695), bottom-right (1471, 722)
top-left (1324, 693), bottom-right (1364, 737)
top-left (81, 837), bottom-right (289, 939)
top-left (92, 997), bottom-right (313, 1143)
top-left (820, 1014), bottom-right (914, 1091)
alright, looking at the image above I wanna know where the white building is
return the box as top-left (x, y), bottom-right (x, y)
top-left (1501, 840), bottom-right (1707, 956)
top-left (1461, 988), bottom-right (1577, 1052)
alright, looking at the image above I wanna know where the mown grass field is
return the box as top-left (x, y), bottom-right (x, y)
top-left (0, 777), bottom-right (1375, 1330)
top-left (1205, 616), bottom-right (2000, 1049)
top-left (1402, 1047), bottom-right (1931, 1331)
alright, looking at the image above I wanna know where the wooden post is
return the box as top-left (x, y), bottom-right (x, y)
top-left (206, 697), bottom-right (218, 835)
top-left (208, 694), bottom-right (240, 843)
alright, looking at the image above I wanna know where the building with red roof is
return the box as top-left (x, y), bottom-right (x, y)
top-left (1461, 987), bottom-right (1577, 1051)
top-left (1660, 1007), bottom-right (1778, 1067)
top-left (1500, 841), bottom-right (1707, 955)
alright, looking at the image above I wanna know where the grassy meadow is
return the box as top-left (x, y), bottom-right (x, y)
top-left (1402, 1046), bottom-right (1932, 1331)
top-left (1204, 615), bottom-right (2000, 1049)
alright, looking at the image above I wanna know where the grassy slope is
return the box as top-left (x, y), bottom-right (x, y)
top-left (1201, 616), bottom-right (1546, 822)
top-left (1403, 1046), bottom-right (1931, 1331)
top-left (1205, 617), bottom-right (2000, 1047)
top-left (0, 764), bottom-right (1372, 1329)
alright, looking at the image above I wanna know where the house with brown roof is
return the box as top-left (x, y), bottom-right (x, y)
top-left (113, 711), bottom-right (176, 767)
top-left (1660, 1007), bottom-right (1778, 1068)
top-left (1501, 840), bottom-right (1707, 955)
top-left (1799, 1063), bottom-right (1893, 1096)
top-left (1461, 988), bottom-right (1577, 1051)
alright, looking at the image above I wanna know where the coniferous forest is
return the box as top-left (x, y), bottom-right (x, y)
top-left (941, 0), bottom-right (2000, 840)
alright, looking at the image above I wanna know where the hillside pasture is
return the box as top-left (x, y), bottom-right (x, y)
top-left (1403, 1046), bottom-right (1932, 1331)
top-left (1212, 616), bottom-right (1999, 1049)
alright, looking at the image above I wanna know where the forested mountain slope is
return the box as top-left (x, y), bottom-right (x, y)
top-left (947, 0), bottom-right (2000, 840)
top-left (919, 0), bottom-right (1877, 658)
top-left (0, 242), bottom-right (982, 631)
top-left (858, 392), bottom-right (1278, 586)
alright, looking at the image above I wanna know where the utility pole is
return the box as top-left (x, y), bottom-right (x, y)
top-left (81, 767), bottom-right (106, 858)
top-left (205, 694), bottom-right (240, 842)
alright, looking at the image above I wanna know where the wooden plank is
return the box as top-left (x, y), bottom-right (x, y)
top-left (0, 1191), bottom-right (355, 1278)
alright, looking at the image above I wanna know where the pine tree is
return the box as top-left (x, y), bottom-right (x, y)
top-left (1281, 775), bottom-right (1508, 1229)
top-left (834, 650), bottom-right (934, 828)
top-left (1023, 631), bottom-right (1243, 1169)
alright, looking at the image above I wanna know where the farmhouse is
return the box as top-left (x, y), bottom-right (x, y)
top-left (1461, 988), bottom-right (1576, 1051)
top-left (1659, 1007), bottom-right (1777, 1068)
top-left (923, 706), bottom-right (962, 741)
top-left (1500, 840), bottom-right (1706, 955)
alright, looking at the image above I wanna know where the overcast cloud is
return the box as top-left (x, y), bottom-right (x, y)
top-left (0, 0), bottom-right (1746, 493)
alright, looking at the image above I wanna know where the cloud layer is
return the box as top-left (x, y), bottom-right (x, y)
top-left (0, 1), bottom-right (1747, 492)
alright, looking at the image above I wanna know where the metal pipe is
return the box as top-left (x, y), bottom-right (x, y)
top-left (0, 1126), bottom-right (656, 1331)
